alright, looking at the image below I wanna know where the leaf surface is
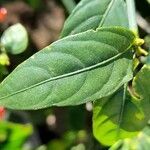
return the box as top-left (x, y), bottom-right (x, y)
top-left (93, 63), bottom-right (150, 146)
top-left (93, 86), bottom-right (148, 146)
top-left (133, 65), bottom-right (150, 121)
top-left (0, 27), bottom-right (135, 109)
top-left (61, 0), bottom-right (128, 37)
top-left (110, 126), bottom-right (150, 150)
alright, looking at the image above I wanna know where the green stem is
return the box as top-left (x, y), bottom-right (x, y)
top-left (126, 0), bottom-right (138, 35)
top-left (61, 0), bottom-right (76, 14)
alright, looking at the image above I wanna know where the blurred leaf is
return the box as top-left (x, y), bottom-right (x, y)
top-left (61, 0), bottom-right (128, 37)
top-left (63, 131), bottom-right (77, 146)
top-left (110, 125), bottom-right (150, 150)
top-left (147, 0), bottom-right (150, 4)
top-left (93, 86), bottom-right (148, 146)
top-left (0, 27), bottom-right (135, 109)
top-left (93, 63), bottom-right (150, 146)
top-left (47, 140), bottom-right (66, 150)
top-left (0, 121), bottom-right (32, 150)
top-left (1, 23), bottom-right (28, 55)
top-left (62, 130), bottom-right (87, 149)
top-left (0, 53), bottom-right (10, 66)
top-left (36, 145), bottom-right (47, 150)
top-left (25, 0), bottom-right (44, 10)
top-left (71, 143), bottom-right (85, 150)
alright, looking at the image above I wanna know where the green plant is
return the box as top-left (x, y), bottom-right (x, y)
top-left (0, 0), bottom-right (149, 149)
top-left (0, 121), bottom-right (32, 150)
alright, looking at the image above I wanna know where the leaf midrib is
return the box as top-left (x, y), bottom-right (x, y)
top-left (116, 84), bottom-right (127, 140)
top-left (61, 0), bottom-right (115, 37)
top-left (99, 0), bottom-right (115, 27)
top-left (0, 50), bottom-right (129, 101)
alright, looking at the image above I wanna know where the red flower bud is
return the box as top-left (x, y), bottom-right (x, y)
top-left (0, 107), bottom-right (5, 120)
top-left (0, 7), bottom-right (7, 22)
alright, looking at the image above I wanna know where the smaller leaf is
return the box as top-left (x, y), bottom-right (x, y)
top-left (107, 64), bottom-right (150, 148)
top-left (110, 125), bottom-right (150, 150)
top-left (132, 64), bottom-right (150, 121)
top-left (0, 121), bottom-right (32, 150)
top-left (93, 86), bottom-right (148, 146)
top-left (0, 53), bottom-right (9, 66)
top-left (1, 23), bottom-right (28, 54)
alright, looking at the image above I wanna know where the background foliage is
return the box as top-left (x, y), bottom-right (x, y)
top-left (0, 0), bottom-right (149, 150)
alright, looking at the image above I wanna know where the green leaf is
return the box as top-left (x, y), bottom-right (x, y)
top-left (110, 126), bottom-right (150, 150)
top-left (1, 23), bottom-right (28, 55)
top-left (93, 64), bottom-right (150, 146)
top-left (0, 121), bottom-right (32, 150)
top-left (61, 0), bottom-right (128, 37)
top-left (93, 86), bottom-right (148, 146)
top-left (132, 65), bottom-right (150, 121)
top-left (98, 0), bottom-right (128, 28)
top-left (0, 27), bottom-right (135, 110)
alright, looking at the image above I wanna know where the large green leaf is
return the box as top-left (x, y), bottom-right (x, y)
top-left (0, 27), bottom-right (135, 110)
top-left (61, 0), bottom-right (128, 37)
top-left (110, 126), bottom-right (150, 150)
top-left (93, 86), bottom-right (148, 146)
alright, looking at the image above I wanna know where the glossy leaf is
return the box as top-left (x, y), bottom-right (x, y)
top-left (0, 27), bottom-right (135, 110)
top-left (0, 121), bottom-right (32, 150)
top-left (61, 0), bottom-right (128, 37)
top-left (93, 86), bottom-right (148, 146)
top-left (110, 126), bottom-right (150, 150)
top-left (1, 23), bottom-right (28, 54)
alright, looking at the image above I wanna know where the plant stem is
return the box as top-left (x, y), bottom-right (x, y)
top-left (126, 0), bottom-right (138, 34)
top-left (61, 0), bottom-right (76, 14)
